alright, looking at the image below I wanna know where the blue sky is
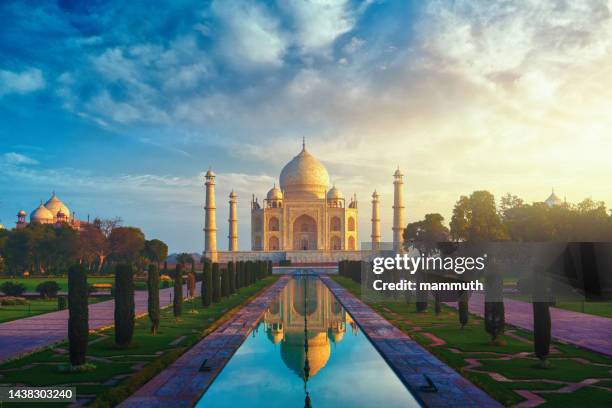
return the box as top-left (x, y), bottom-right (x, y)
top-left (1, 0), bottom-right (611, 252)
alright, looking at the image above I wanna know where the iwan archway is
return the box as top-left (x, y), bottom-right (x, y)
top-left (292, 214), bottom-right (317, 250)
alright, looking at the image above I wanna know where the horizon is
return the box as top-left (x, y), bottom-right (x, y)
top-left (1, 1), bottom-right (611, 252)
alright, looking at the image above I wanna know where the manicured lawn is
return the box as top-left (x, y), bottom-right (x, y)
top-left (506, 293), bottom-right (612, 319)
top-left (0, 297), bottom-right (108, 323)
top-left (0, 276), bottom-right (160, 293)
top-left (332, 276), bottom-right (612, 407)
top-left (0, 276), bottom-right (278, 407)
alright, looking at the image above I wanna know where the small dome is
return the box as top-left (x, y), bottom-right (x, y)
top-left (327, 186), bottom-right (343, 200)
top-left (545, 189), bottom-right (562, 207)
top-left (279, 143), bottom-right (330, 199)
top-left (372, 190), bottom-right (379, 199)
top-left (44, 194), bottom-right (70, 218)
top-left (18, 210), bottom-right (26, 217)
top-left (205, 168), bottom-right (215, 178)
top-left (267, 185), bottom-right (283, 200)
top-left (393, 167), bottom-right (403, 177)
top-left (30, 204), bottom-right (54, 223)
top-left (229, 190), bottom-right (237, 198)
top-left (0, 224), bottom-right (4, 230)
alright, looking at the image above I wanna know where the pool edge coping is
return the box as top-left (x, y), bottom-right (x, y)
top-left (320, 275), bottom-right (503, 408)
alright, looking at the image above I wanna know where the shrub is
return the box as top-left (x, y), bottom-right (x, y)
top-left (279, 260), bottom-right (291, 266)
top-left (458, 291), bottom-right (469, 328)
top-left (173, 264), bottom-right (183, 317)
top-left (68, 264), bottom-right (88, 366)
top-left (0, 281), bottom-right (26, 296)
top-left (58, 295), bottom-right (68, 310)
top-left (202, 261), bottom-right (212, 307)
top-left (221, 268), bottom-right (229, 298)
top-left (212, 263), bottom-right (221, 303)
top-left (147, 264), bottom-right (160, 334)
top-left (0, 296), bottom-right (29, 306)
top-left (36, 280), bottom-right (61, 298)
top-left (484, 272), bottom-right (505, 343)
top-left (228, 262), bottom-right (235, 295)
top-left (533, 302), bottom-right (551, 366)
top-left (114, 264), bottom-right (135, 346)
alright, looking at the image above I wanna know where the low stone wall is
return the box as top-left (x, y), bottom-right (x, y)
top-left (216, 250), bottom-right (368, 264)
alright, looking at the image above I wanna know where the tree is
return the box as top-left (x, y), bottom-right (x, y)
top-left (109, 227), bottom-right (145, 264)
top-left (458, 291), bottom-right (469, 329)
top-left (147, 263), bottom-right (160, 334)
top-left (484, 272), bottom-right (505, 345)
top-left (78, 224), bottom-right (108, 272)
top-left (221, 268), bottom-right (229, 297)
top-left (114, 264), bottom-right (135, 346)
top-left (143, 239), bottom-right (168, 269)
top-left (228, 262), bottom-right (235, 294)
top-left (212, 263), bottom-right (221, 303)
top-left (68, 264), bottom-right (88, 366)
top-left (450, 191), bottom-right (508, 242)
top-left (202, 260), bottom-right (212, 307)
top-left (173, 264), bottom-right (183, 317)
top-left (176, 253), bottom-right (193, 268)
top-left (404, 213), bottom-right (450, 255)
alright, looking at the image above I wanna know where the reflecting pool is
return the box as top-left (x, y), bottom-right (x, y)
top-left (196, 276), bottom-right (420, 408)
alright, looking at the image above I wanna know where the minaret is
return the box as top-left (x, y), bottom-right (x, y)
top-left (371, 190), bottom-right (380, 250)
top-left (228, 190), bottom-right (238, 251)
top-left (204, 168), bottom-right (217, 261)
top-left (392, 167), bottom-right (405, 251)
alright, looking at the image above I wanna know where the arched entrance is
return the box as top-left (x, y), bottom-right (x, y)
top-left (292, 214), bottom-right (317, 250)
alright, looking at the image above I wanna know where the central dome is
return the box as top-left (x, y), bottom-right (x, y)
top-left (279, 144), bottom-right (330, 199)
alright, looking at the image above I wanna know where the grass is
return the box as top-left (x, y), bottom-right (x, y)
top-left (0, 276), bottom-right (160, 293)
top-left (332, 276), bottom-right (612, 407)
top-left (0, 276), bottom-right (278, 407)
top-left (0, 297), bottom-right (108, 323)
top-left (504, 293), bottom-right (612, 319)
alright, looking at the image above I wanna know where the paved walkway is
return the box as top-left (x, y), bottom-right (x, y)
top-left (119, 276), bottom-right (290, 408)
top-left (320, 276), bottom-right (501, 408)
top-left (445, 293), bottom-right (612, 357)
top-left (0, 283), bottom-right (198, 363)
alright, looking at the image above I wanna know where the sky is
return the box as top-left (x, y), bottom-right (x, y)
top-left (1, 0), bottom-right (611, 253)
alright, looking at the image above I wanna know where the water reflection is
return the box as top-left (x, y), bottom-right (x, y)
top-left (196, 276), bottom-right (420, 408)
top-left (263, 277), bottom-right (359, 380)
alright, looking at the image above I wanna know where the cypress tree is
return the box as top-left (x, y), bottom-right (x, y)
top-left (187, 272), bottom-right (196, 298)
top-left (202, 261), bottom-right (212, 307)
top-left (68, 264), bottom-right (88, 366)
top-left (484, 272), bottom-right (505, 344)
top-left (212, 263), bottom-right (221, 303)
top-left (434, 292), bottom-right (441, 315)
top-left (228, 262), bottom-right (235, 294)
top-left (237, 261), bottom-right (244, 288)
top-left (533, 302), bottom-right (551, 367)
top-left (268, 260), bottom-right (273, 277)
top-left (221, 268), bottom-right (229, 297)
top-left (147, 263), bottom-right (160, 334)
top-left (173, 264), bottom-right (183, 317)
top-left (458, 291), bottom-right (469, 329)
top-left (114, 263), bottom-right (135, 346)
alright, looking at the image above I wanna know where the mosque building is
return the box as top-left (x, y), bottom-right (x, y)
top-left (15, 193), bottom-right (85, 230)
top-left (203, 140), bottom-right (406, 263)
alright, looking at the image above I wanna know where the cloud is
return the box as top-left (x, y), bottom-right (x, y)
top-left (210, 0), bottom-right (287, 67)
top-left (278, 0), bottom-right (359, 54)
top-left (2, 152), bottom-right (39, 165)
top-left (0, 68), bottom-right (45, 96)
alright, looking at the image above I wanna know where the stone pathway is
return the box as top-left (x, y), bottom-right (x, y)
top-left (0, 283), bottom-right (199, 363)
top-left (445, 293), bottom-right (612, 357)
top-left (320, 276), bottom-right (502, 408)
top-left (119, 276), bottom-right (290, 408)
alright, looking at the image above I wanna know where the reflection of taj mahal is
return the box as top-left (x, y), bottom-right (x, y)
top-left (262, 278), bottom-right (358, 378)
top-left (203, 139), bottom-right (407, 263)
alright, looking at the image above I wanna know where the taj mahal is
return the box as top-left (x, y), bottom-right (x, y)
top-left (202, 140), bottom-right (406, 263)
